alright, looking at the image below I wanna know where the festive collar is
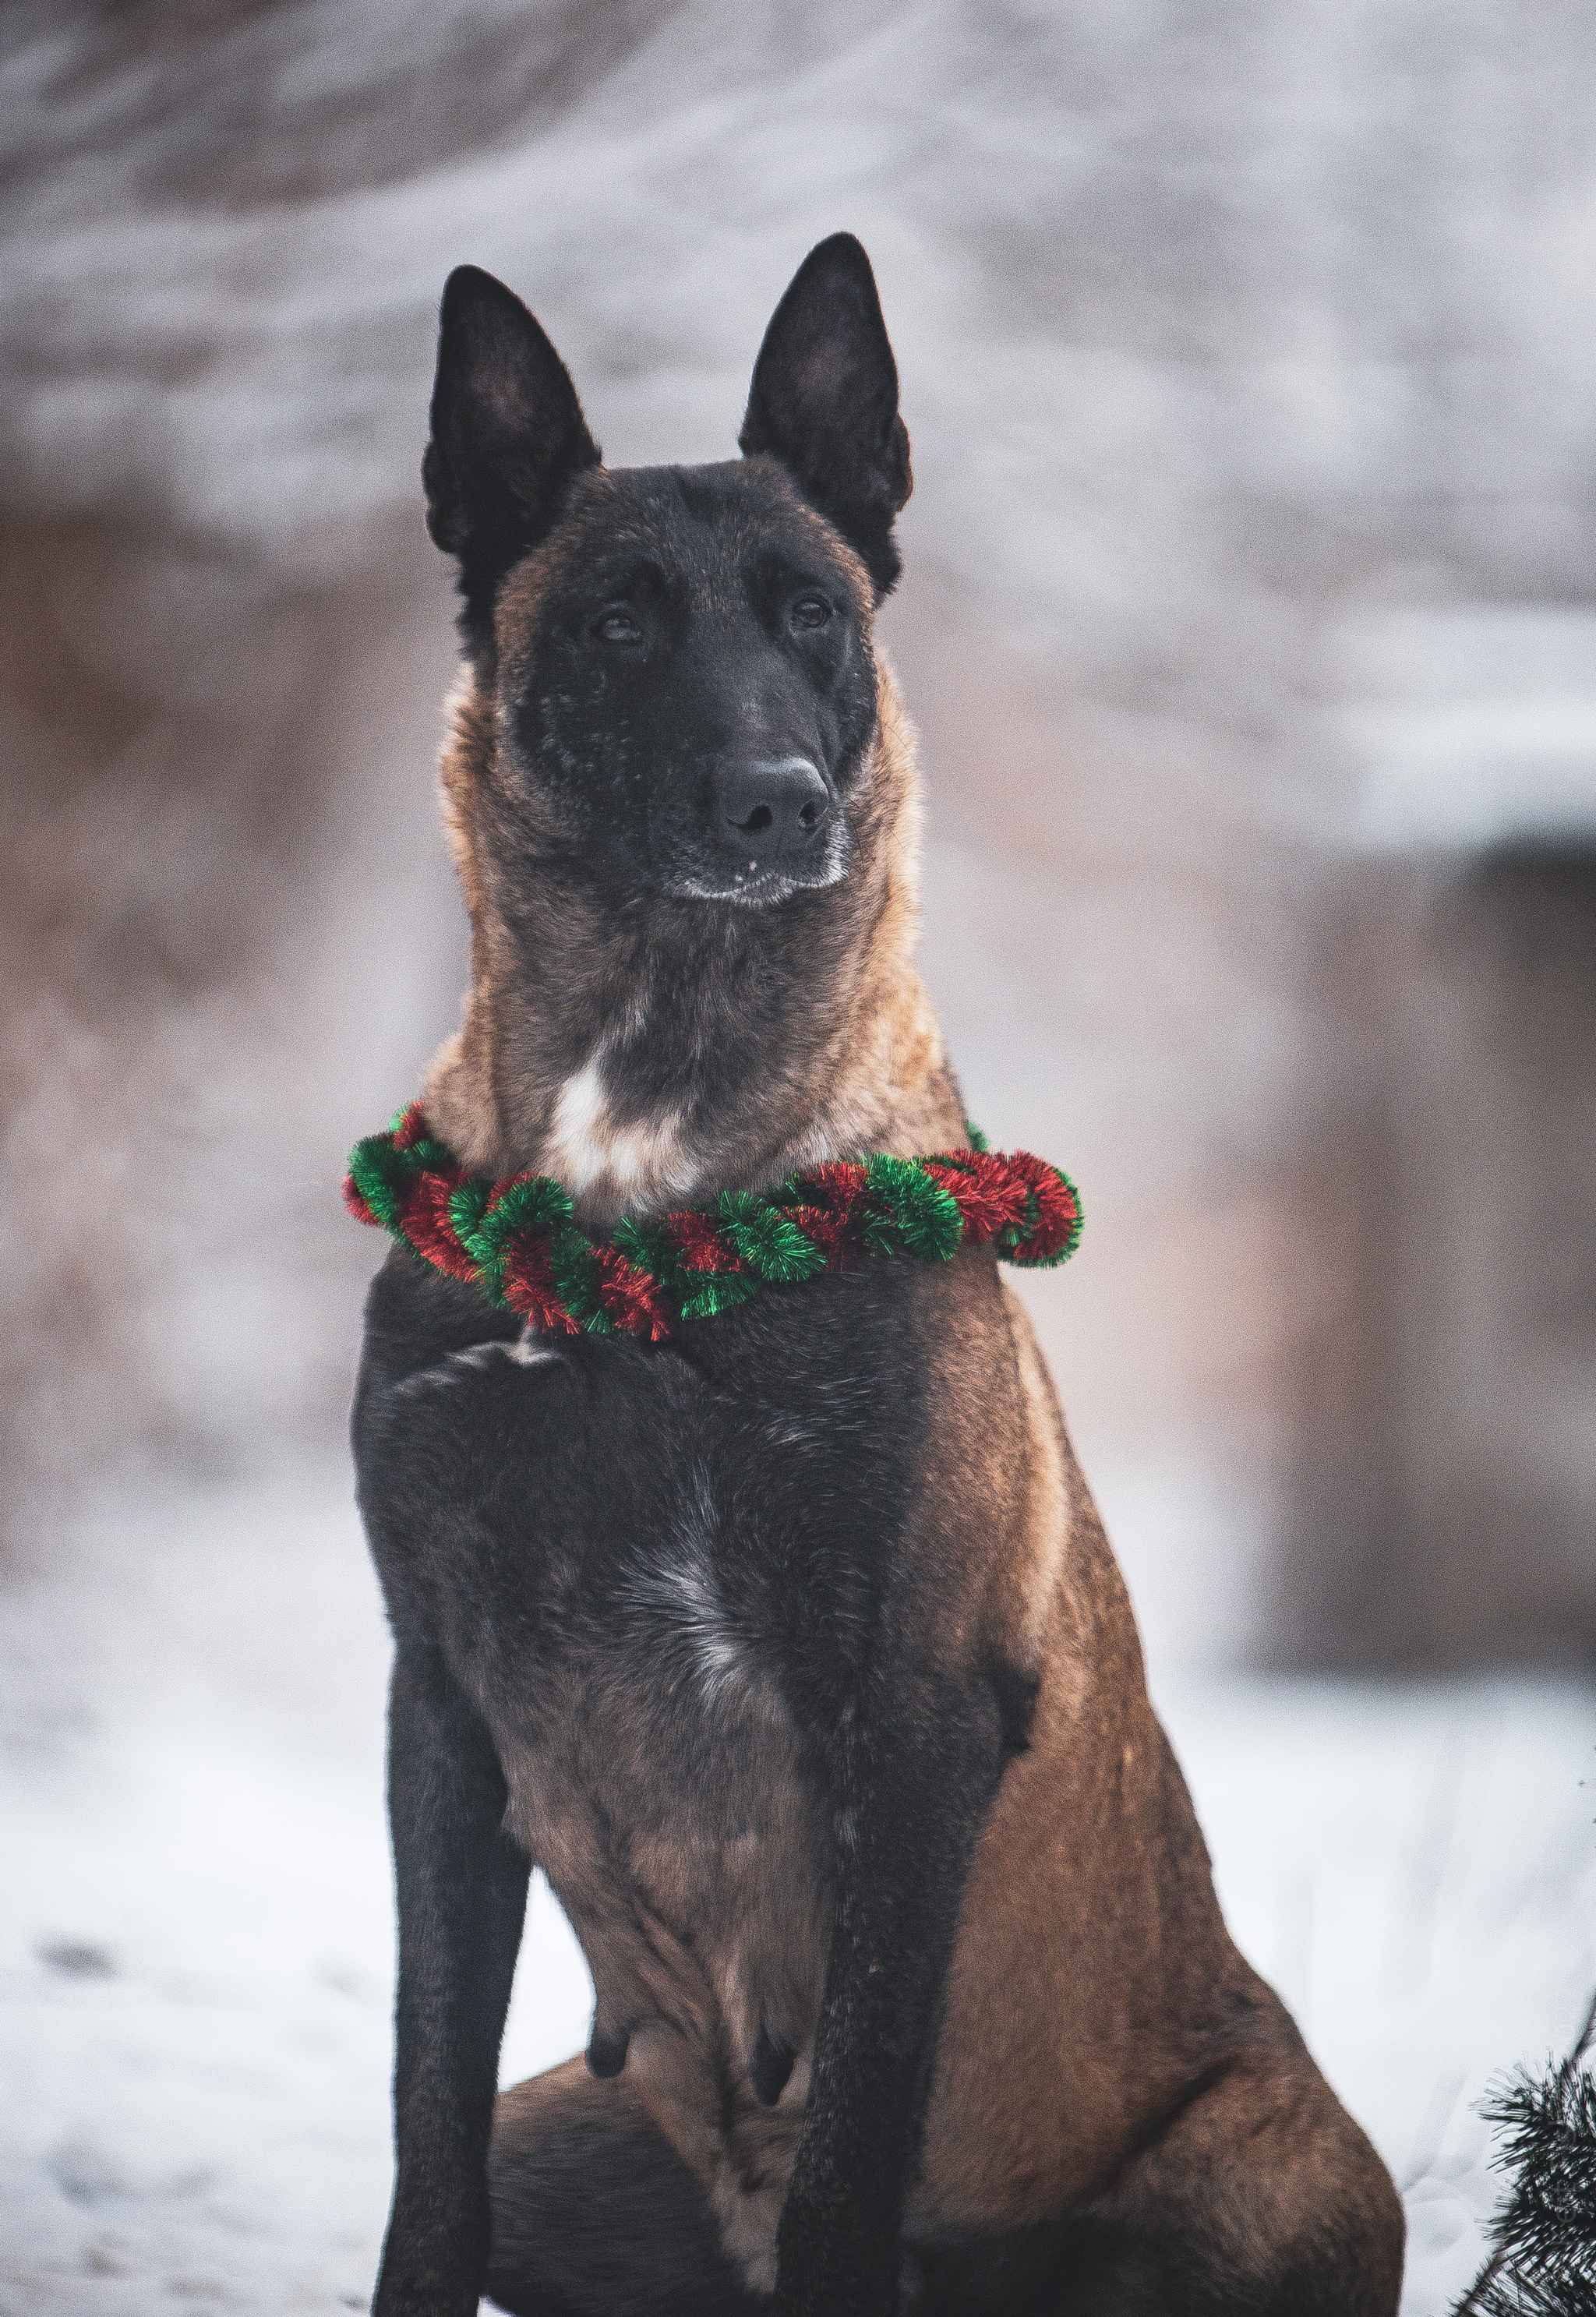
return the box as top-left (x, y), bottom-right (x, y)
top-left (344, 1102), bottom-right (1082, 1344)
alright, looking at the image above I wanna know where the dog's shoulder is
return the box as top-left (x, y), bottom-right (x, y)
top-left (357, 1241), bottom-right (523, 1384)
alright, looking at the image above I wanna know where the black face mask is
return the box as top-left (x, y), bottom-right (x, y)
top-left (500, 461), bottom-right (878, 906)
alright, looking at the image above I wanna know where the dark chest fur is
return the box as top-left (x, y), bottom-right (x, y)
top-left (354, 1247), bottom-right (976, 2125)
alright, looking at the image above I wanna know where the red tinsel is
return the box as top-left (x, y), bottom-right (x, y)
top-left (594, 1246), bottom-right (673, 1341)
top-left (398, 1169), bottom-right (475, 1283)
top-left (503, 1238), bottom-right (582, 1336)
top-left (391, 1102), bottom-right (430, 1153)
top-left (1004, 1150), bottom-right (1079, 1264)
top-left (923, 1153), bottom-right (1032, 1243)
top-left (344, 1108), bottom-right (1082, 1342)
top-left (344, 1179), bottom-right (379, 1228)
top-left (665, 1211), bottom-right (742, 1274)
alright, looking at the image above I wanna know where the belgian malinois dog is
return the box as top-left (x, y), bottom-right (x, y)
top-left (352, 236), bottom-right (1404, 2316)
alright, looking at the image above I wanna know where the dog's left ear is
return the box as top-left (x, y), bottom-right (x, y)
top-left (423, 265), bottom-right (602, 611)
top-left (740, 235), bottom-right (913, 596)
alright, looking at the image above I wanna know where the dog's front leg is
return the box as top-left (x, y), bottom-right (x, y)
top-left (374, 1642), bottom-right (530, 2317)
top-left (773, 1677), bottom-right (1002, 2317)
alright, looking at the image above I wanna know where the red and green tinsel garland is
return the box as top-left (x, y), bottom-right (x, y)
top-left (344, 1103), bottom-right (1082, 1344)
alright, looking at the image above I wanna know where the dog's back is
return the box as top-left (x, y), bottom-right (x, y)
top-left (353, 238), bottom-right (1404, 2317)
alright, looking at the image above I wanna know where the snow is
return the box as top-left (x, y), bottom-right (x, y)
top-left (3, 14), bottom-right (1592, 2305)
top-left (2, 1473), bottom-right (1591, 2315)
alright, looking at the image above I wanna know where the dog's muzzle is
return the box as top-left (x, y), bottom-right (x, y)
top-left (716, 756), bottom-right (831, 868)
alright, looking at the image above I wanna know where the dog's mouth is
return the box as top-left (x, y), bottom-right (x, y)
top-left (653, 782), bottom-right (853, 905)
top-left (662, 833), bottom-right (852, 909)
top-left (650, 753), bottom-right (853, 907)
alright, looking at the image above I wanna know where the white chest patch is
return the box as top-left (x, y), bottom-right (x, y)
top-left (548, 1052), bottom-right (693, 1205)
top-left (621, 1471), bottom-right (751, 1708)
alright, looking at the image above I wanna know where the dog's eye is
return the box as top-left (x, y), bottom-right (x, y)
top-left (789, 595), bottom-right (832, 632)
top-left (594, 609), bottom-right (643, 645)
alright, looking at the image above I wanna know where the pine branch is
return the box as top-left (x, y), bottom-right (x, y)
top-left (1451, 1987), bottom-right (1596, 2317)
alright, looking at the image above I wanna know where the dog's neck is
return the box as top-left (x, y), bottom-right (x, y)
top-left (422, 659), bottom-right (966, 1224)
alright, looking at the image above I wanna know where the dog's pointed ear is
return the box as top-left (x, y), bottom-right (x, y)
top-left (739, 235), bottom-right (912, 596)
top-left (423, 265), bottom-right (601, 591)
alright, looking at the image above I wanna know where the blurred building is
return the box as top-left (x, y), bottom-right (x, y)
top-left (2, 0), bottom-right (1591, 1669)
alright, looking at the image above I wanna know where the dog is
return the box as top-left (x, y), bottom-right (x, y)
top-left (351, 235), bottom-right (1404, 2317)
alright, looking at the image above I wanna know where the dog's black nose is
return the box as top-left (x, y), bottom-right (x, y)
top-left (718, 758), bottom-right (830, 860)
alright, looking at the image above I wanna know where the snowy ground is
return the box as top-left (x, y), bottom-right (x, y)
top-left (2, 1475), bottom-right (1592, 2315)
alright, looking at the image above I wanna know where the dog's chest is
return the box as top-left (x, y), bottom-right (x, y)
top-left (358, 1255), bottom-right (934, 2165)
top-left (480, 1430), bottom-right (831, 1916)
top-left (494, 1606), bottom-right (834, 2139)
top-left (396, 1328), bottom-right (843, 2103)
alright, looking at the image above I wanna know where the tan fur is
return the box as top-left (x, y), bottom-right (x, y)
top-left (785, 664), bottom-right (961, 1167)
top-left (438, 491), bottom-right (1402, 2305)
top-left (423, 626), bottom-right (961, 1211)
top-left (486, 1251), bottom-right (1243, 2285)
top-left (425, 673), bottom-right (514, 1175)
top-left (494, 1600), bottom-right (830, 2294)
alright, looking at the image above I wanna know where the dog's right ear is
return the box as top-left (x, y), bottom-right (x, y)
top-left (423, 266), bottom-right (601, 597)
top-left (740, 235), bottom-right (912, 596)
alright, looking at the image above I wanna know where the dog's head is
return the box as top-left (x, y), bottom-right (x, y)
top-left (423, 234), bottom-right (912, 912)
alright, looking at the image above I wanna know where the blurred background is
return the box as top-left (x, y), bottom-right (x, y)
top-left (2, 5), bottom-right (1592, 2313)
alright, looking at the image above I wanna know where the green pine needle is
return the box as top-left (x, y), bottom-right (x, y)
top-left (1453, 1994), bottom-right (1596, 2317)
